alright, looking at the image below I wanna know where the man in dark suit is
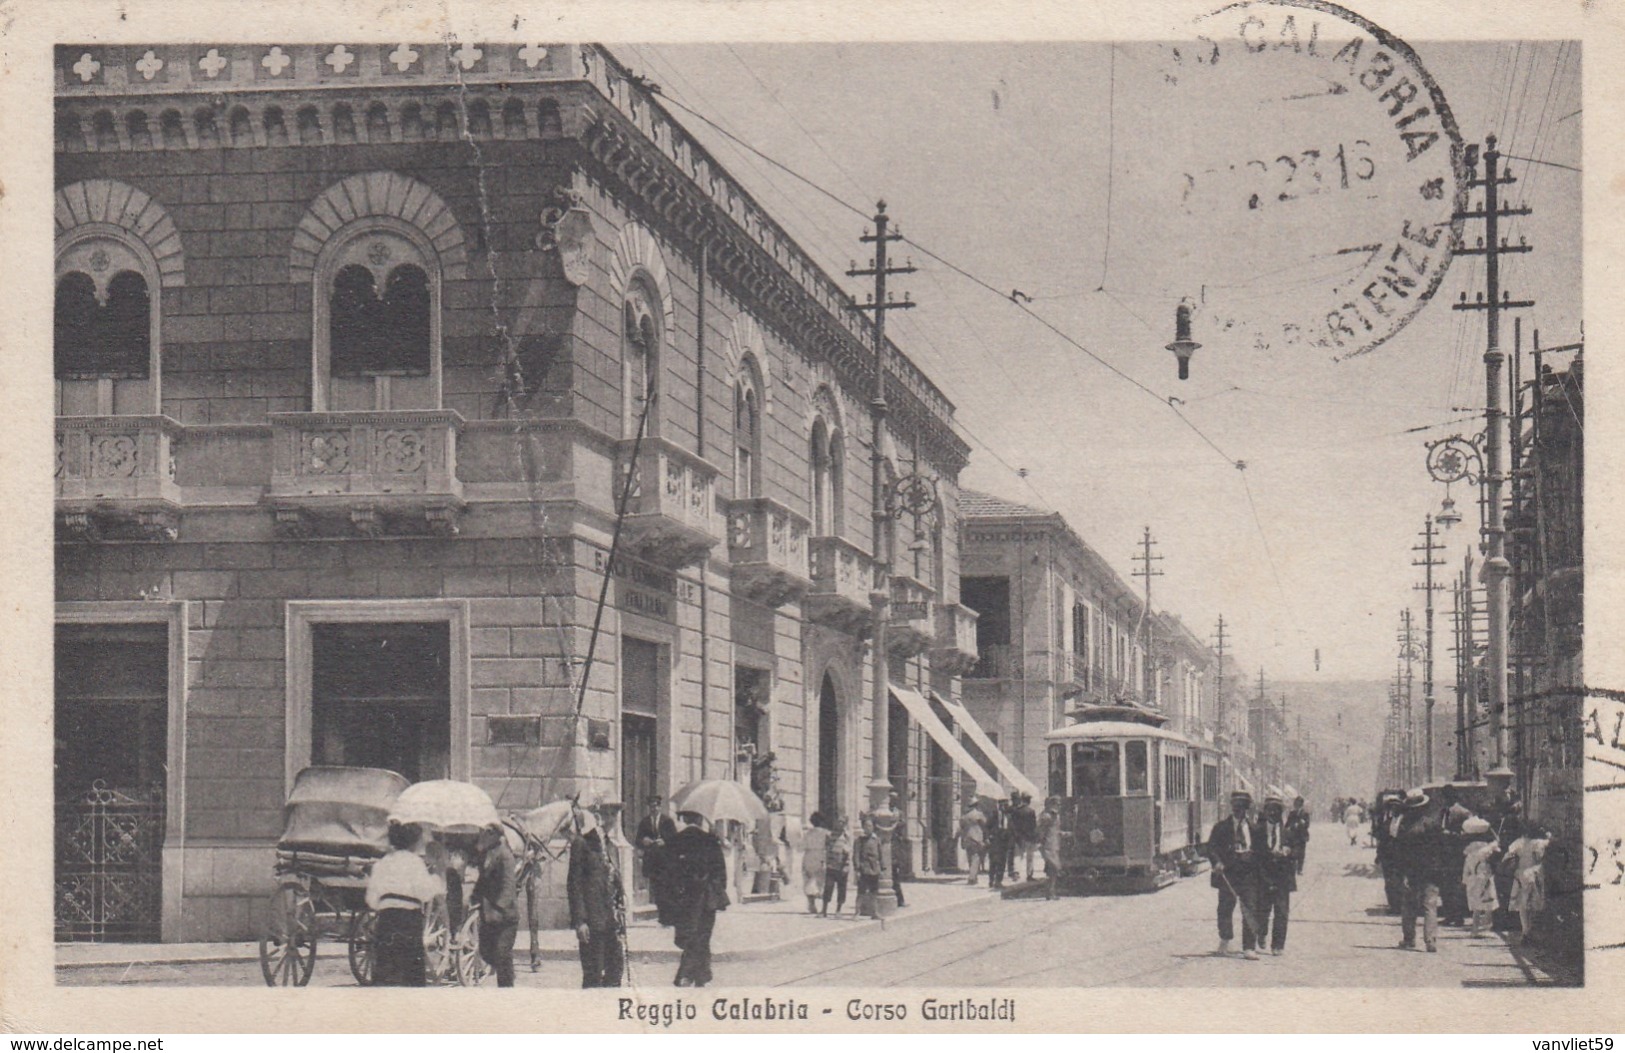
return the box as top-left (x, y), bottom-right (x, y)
top-left (1010, 792), bottom-right (1040, 882)
top-left (567, 812), bottom-right (625, 988)
top-left (1394, 789), bottom-right (1443, 951)
top-left (1286, 796), bottom-right (1312, 875)
top-left (1257, 792), bottom-right (1298, 956)
top-left (665, 810), bottom-right (728, 988)
top-left (1206, 789), bottom-right (1262, 959)
top-left (634, 794), bottom-right (679, 925)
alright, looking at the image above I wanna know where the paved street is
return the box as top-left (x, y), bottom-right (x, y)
top-left (58, 825), bottom-right (1574, 989)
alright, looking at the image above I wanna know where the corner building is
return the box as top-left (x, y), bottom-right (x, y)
top-left (51, 43), bottom-right (984, 943)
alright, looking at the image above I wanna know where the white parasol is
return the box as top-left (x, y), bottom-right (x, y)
top-left (388, 779), bottom-right (500, 834)
top-left (669, 779), bottom-right (770, 825)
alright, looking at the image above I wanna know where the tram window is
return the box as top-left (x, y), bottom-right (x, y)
top-left (1071, 742), bottom-right (1119, 797)
top-left (1124, 740), bottom-right (1149, 795)
top-left (1048, 744), bottom-right (1068, 797)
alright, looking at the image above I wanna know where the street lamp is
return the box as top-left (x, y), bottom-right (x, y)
top-left (1424, 433), bottom-right (1485, 539)
top-left (1166, 301), bottom-right (1201, 380)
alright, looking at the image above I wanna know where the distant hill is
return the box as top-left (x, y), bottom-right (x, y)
top-left (1273, 680), bottom-right (1389, 798)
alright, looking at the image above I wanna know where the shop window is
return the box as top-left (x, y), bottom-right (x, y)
top-left (310, 622), bottom-right (450, 783)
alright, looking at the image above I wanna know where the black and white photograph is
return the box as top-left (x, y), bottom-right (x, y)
top-left (2, 0), bottom-right (1622, 1036)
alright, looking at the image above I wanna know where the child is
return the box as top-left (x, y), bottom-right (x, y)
top-left (1460, 817), bottom-right (1498, 938)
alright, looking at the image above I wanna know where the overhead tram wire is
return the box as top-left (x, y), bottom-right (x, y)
top-left (643, 48), bottom-right (1040, 423)
top-left (648, 67), bottom-right (1300, 597)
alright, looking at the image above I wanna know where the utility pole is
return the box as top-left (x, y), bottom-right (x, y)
top-left (1254, 667), bottom-right (1268, 788)
top-left (1398, 610), bottom-right (1418, 787)
top-left (1132, 527), bottom-right (1163, 707)
top-left (1450, 570), bottom-right (1466, 778)
top-left (848, 201), bottom-right (914, 918)
top-left (1453, 135), bottom-right (1533, 771)
top-left (1222, 617), bottom-right (1228, 789)
top-left (1412, 515), bottom-right (1445, 781)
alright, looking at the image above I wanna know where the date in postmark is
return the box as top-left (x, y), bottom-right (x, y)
top-left (1120, 0), bottom-right (1466, 359)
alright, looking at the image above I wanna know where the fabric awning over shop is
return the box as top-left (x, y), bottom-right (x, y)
top-left (1234, 772), bottom-right (1255, 795)
top-left (932, 692), bottom-right (1042, 799)
top-left (889, 684), bottom-right (1005, 800)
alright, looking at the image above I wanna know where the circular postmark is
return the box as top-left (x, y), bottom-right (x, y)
top-left (1112, 1), bottom-right (1465, 360)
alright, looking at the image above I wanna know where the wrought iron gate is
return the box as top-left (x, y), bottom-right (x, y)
top-left (55, 781), bottom-right (165, 942)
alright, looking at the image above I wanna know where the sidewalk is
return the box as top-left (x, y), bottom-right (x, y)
top-left (56, 876), bottom-right (993, 970)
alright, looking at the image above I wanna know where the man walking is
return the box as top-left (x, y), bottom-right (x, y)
top-left (1394, 789), bottom-right (1442, 952)
top-left (1286, 795), bottom-right (1312, 875)
top-left (1373, 791), bottom-right (1405, 914)
top-left (1038, 796), bottom-right (1062, 900)
top-left (985, 797), bottom-right (1010, 890)
top-left (1206, 789), bottom-right (1262, 959)
top-left (666, 810), bottom-right (728, 987)
top-left (1010, 792), bottom-right (1040, 882)
top-left (958, 796), bottom-right (987, 885)
top-left (472, 822), bottom-right (519, 987)
top-left (634, 794), bottom-right (678, 926)
top-left (566, 810), bottom-right (625, 988)
top-left (1257, 792), bottom-right (1297, 956)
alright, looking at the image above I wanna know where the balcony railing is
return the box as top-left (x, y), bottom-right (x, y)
top-left (55, 415), bottom-right (183, 541)
top-left (725, 496), bottom-right (811, 606)
top-left (888, 573), bottom-right (936, 656)
top-left (806, 535), bottom-right (874, 636)
top-left (931, 602), bottom-right (979, 675)
top-left (966, 642), bottom-right (1012, 680)
top-left (267, 410), bottom-right (465, 537)
top-left (613, 437), bottom-right (721, 568)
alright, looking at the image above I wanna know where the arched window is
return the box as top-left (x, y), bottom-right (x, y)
top-left (622, 282), bottom-right (660, 439)
top-left (315, 227), bottom-right (439, 411)
top-left (734, 355), bottom-right (764, 500)
top-left (55, 231), bottom-right (163, 415)
top-left (810, 420), bottom-right (830, 536)
top-left (735, 383), bottom-right (760, 499)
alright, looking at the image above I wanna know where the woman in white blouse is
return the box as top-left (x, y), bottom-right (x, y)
top-left (365, 821), bottom-right (444, 985)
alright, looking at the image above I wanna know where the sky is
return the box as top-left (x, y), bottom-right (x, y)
top-left (617, 37), bottom-right (1582, 687)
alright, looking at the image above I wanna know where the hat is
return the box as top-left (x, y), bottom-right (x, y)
top-left (1462, 817), bottom-right (1491, 835)
top-left (1403, 788), bottom-right (1430, 808)
top-left (1230, 790), bottom-right (1252, 804)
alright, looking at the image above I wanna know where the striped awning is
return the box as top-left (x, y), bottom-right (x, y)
top-left (932, 691), bottom-right (1042, 799)
top-left (889, 684), bottom-right (1005, 800)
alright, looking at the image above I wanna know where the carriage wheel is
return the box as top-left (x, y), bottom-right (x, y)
top-left (347, 911), bottom-right (377, 986)
top-left (422, 900), bottom-right (451, 983)
top-left (451, 912), bottom-right (488, 987)
top-left (259, 886), bottom-right (317, 987)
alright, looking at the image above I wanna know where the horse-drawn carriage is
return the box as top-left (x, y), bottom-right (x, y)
top-left (258, 766), bottom-right (487, 987)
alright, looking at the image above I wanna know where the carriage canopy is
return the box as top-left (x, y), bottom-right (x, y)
top-left (279, 766), bottom-right (410, 856)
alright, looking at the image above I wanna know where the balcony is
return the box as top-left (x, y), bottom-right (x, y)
top-left (612, 437), bottom-right (722, 569)
top-left (805, 535), bottom-right (874, 636)
top-left (887, 573), bottom-right (936, 657)
top-left (725, 496), bottom-right (811, 607)
top-left (266, 410), bottom-right (464, 538)
top-left (56, 415), bottom-right (184, 541)
top-left (931, 602), bottom-right (979, 675)
top-left (966, 643), bottom-right (1013, 680)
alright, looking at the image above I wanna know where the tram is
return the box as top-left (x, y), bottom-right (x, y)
top-left (1042, 704), bottom-right (1224, 892)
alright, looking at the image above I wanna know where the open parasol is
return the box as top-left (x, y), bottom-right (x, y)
top-left (388, 779), bottom-right (500, 834)
top-left (669, 779), bottom-right (769, 825)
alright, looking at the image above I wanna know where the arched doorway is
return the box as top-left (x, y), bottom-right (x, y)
top-left (818, 672), bottom-right (842, 818)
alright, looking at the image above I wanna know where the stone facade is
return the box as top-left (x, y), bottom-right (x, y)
top-left (53, 43), bottom-right (976, 942)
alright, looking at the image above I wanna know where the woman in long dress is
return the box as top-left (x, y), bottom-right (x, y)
top-left (1505, 824), bottom-right (1550, 944)
top-left (1343, 801), bottom-right (1364, 846)
top-left (364, 821), bottom-right (443, 986)
top-left (800, 811), bottom-right (829, 915)
top-left (1460, 817), bottom-right (1499, 938)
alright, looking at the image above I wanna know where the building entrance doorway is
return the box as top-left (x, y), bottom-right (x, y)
top-left (818, 673), bottom-right (842, 819)
top-left (55, 623), bottom-right (169, 942)
top-left (621, 637), bottom-right (664, 902)
top-left (311, 622), bottom-right (450, 783)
